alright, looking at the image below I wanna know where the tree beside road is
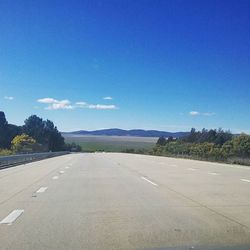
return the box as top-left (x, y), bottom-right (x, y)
top-left (0, 111), bottom-right (80, 155)
top-left (153, 128), bottom-right (250, 165)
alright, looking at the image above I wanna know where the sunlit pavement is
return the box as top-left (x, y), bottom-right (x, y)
top-left (0, 153), bottom-right (250, 249)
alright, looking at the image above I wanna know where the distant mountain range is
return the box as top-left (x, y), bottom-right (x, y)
top-left (62, 128), bottom-right (189, 138)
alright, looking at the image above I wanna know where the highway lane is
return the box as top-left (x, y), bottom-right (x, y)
top-left (0, 153), bottom-right (250, 250)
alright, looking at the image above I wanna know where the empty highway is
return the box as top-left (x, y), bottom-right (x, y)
top-left (0, 153), bottom-right (250, 250)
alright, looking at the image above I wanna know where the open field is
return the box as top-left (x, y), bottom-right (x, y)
top-left (64, 135), bottom-right (157, 152)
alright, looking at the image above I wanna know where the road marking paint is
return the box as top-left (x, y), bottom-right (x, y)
top-left (208, 172), bottom-right (219, 175)
top-left (52, 176), bottom-right (59, 180)
top-left (59, 170), bottom-right (65, 174)
top-left (0, 210), bottom-right (24, 225)
top-left (141, 177), bottom-right (158, 186)
top-left (65, 166), bottom-right (69, 169)
top-left (187, 168), bottom-right (196, 171)
top-left (240, 179), bottom-right (250, 183)
top-left (36, 187), bottom-right (48, 193)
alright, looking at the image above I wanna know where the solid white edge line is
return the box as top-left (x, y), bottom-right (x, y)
top-left (141, 177), bottom-right (158, 186)
top-left (36, 187), bottom-right (48, 193)
top-left (240, 179), bottom-right (250, 183)
top-left (0, 209), bottom-right (24, 225)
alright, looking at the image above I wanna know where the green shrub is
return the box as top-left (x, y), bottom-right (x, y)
top-left (0, 149), bottom-right (12, 156)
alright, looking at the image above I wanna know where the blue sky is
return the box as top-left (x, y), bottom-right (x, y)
top-left (0, 0), bottom-right (249, 132)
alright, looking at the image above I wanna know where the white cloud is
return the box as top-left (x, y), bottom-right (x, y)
top-left (103, 96), bottom-right (113, 100)
top-left (37, 98), bottom-right (57, 104)
top-left (189, 111), bottom-right (200, 116)
top-left (4, 96), bottom-right (14, 100)
top-left (88, 104), bottom-right (118, 110)
top-left (75, 101), bottom-right (87, 107)
top-left (46, 102), bottom-right (73, 110)
top-left (37, 98), bottom-right (73, 110)
top-left (38, 97), bottom-right (118, 111)
top-left (189, 111), bottom-right (215, 116)
top-left (76, 101), bottom-right (118, 110)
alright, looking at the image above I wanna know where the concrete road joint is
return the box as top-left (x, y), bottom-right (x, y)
top-left (159, 182), bottom-right (250, 230)
top-left (0, 161), bottom-right (71, 205)
top-left (108, 157), bottom-right (250, 231)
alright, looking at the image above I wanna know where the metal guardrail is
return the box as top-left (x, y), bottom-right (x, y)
top-left (0, 151), bottom-right (69, 169)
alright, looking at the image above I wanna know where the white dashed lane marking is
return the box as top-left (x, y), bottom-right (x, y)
top-left (0, 210), bottom-right (24, 225)
top-left (141, 177), bottom-right (158, 187)
top-left (52, 176), bottom-right (59, 180)
top-left (240, 179), bottom-right (250, 183)
top-left (208, 172), bottom-right (219, 175)
top-left (36, 187), bottom-right (48, 193)
top-left (187, 168), bottom-right (196, 171)
top-left (59, 171), bottom-right (65, 174)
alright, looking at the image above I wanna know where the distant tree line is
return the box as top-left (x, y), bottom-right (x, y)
top-left (0, 111), bottom-right (81, 155)
top-left (154, 128), bottom-right (250, 165)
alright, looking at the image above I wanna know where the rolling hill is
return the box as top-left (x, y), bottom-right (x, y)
top-left (62, 128), bottom-right (189, 138)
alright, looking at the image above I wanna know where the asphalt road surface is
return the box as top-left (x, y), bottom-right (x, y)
top-left (0, 153), bottom-right (250, 250)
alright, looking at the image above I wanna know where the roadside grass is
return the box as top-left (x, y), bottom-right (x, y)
top-left (151, 152), bottom-right (250, 166)
top-left (64, 136), bottom-right (250, 166)
top-left (64, 136), bottom-right (155, 152)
